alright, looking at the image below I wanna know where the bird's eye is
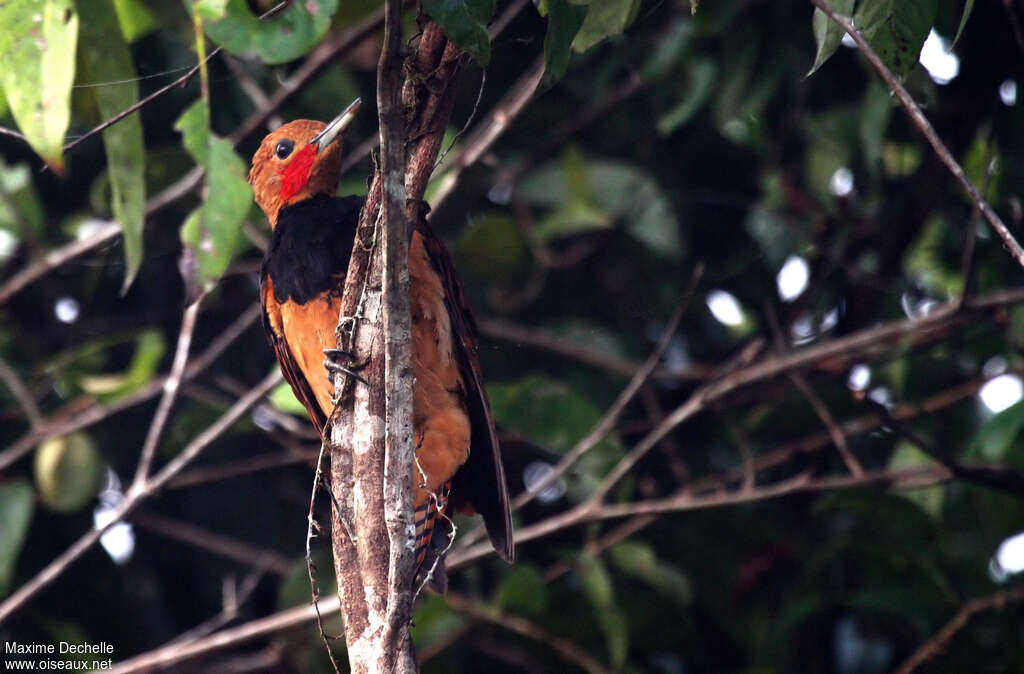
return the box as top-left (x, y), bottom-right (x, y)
top-left (275, 139), bottom-right (294, 160)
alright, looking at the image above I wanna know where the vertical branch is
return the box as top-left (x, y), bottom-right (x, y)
top-left (377, 0), bottom-right (416, 667)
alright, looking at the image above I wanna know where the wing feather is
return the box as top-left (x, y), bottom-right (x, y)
top-left (415, 216), bottom-right (515, 563)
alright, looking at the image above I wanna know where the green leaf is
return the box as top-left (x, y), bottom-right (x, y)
top-left (808, 0), bottom-right (854, 75)
top-left (972, 399), bottom-right (1024, 461)
top-left (859, 80), bottom-right (893, 174)
top-left (412, 595), bottom-right (468, 656)
top-left (174, 99), bottom-right (210, 167)
top-left (199, 0), bottom-right (339, 65)
top-left (0, 0), bottom-right (79, 171)
top-left (542, 0), bottom-right (588, 86)
top-left (423, 0), bottom-right (494, 65)
top-left (34, 433), bottom-right (103, 512)
top-left (488, 374), bottom-right (622, 500)
top-left (657, 58), bottom-right (716, 134)
top-left (78, 329), bottom-right (166, 399)
top-left (0, 479), bottom-right (34, 597)
top-left (195, 0), bottom-right (230, 20)
top-left (112, 0), bottom-right (157, 42)
top-left (78, 0), bottom-right (146, 292)
top-left (609, 542), bottom-right (693, 606)
top-left (572, 0), bottom-right (640, 52)
top-left (520, 151), bottom-right (683, 257)
top-left (270, 381), bottom-right (308, 416)
top-left (853, 0), bottom-right (938, 79)
top-left (0, 158), bottom-right (45, 242)
top-left (456, 212), bottom-right (529, 282)
top-left (578, 553), bottom-right (628, 667)
top-left (495, 565), bottom-right (549, 616)
top-left (176, 101), bottom-right (252, 290)
top-left (953, 0), bottom-right (974, 46)
top-left (888, 441), bottom-right (944, 519)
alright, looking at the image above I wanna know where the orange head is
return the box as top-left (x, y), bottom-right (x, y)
top-left (249, 99), bottom-right (361, 226)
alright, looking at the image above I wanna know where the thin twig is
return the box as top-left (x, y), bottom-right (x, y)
top-left (811, 0), bottom-right (1024, 269)
top-left (0, 10), bottom-right (385, 307)
top-left (106, 596), bottom-right (341, 674)
top-left (0, 351), bottom-right (43, 428)
top-left (0, 371), bottom-right (280, 624)
top-left (169, 446), bottom-right (318, 489)
top-left (133, 511), bottom-right (292, 576)
top-left (306, 442), bottom-right (344, 674)
top-left (429, 55), bottom-right (544, 212)
top-left (107, 461), bottom-right (972, 672)
top-left (0, 304), bottom-right (260, 473)
top-left (893, 586), bottom-right (1024, 674)
top-left (477, 315), bottom-right (715, 381)
top-left (59, 1), bottom-right (287, 155)
top-left (448, 465), bottom-right (952, 568)
top-left (444, 592), bottom-right (611, 674)
top-left (132, 298), bottom-right (202, 490)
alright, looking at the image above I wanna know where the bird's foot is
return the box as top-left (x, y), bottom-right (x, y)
top-left (323, 348), bottom-right (368, 385)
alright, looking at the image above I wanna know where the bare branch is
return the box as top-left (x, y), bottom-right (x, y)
top-left (107, 597), bottom-right (341, 674)
top-left (0, 350), bottom-right (43, 428)
top-left (132, 298), bottom-right (202, 490)
top-left (444, 592), bottom-right (611, 674)
top-left (811, 0), bottom-right (1024, 269)
top-left (0, 371), bottom-right (280, 624)
top-left (133, 511), bottom-right (293, 576)
top-left (0, 304), bottom-right (260, 473)
top-left (893, 586), bottom-right (1024, 674)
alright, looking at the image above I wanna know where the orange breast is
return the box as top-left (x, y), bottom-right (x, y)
top-left (263, 230), bottom-right (472, 525)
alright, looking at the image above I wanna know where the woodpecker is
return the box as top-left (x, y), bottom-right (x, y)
top-left (249, 100), bottom-right (514, 576)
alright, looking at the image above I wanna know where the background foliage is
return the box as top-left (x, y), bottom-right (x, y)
top-left (1, 0), bottom-right (1023, 671)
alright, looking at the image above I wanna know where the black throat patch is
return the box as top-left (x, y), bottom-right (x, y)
top-left (261, 194), bottom-right (365, 304)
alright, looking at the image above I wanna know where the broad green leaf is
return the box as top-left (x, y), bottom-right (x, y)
top-left (78, 0), bottom-right (146, 292)
top-left (657, 58), bottom-right (716, 134)
top-left (808, 0), bottom-right (854, 75)
top-left (972, 399), bottom-right (1024, 461)
top-left (0, 159), bottom-right (45, 242)
top-left (853, 0), bottom-right (938, 79)
top-left (904, 215), bottom-right (962, 298)
top-left (578, 553), bottom-right (628, 667)
top-left (456, 212), bottom-right (529, 282)
top-left (112, 0), bottom-right (157, 41)
top-left (572, 0), bottom-right (640, 52)
top-left (174, 100), bottom-right (211, 167)
top-left (423, 0), bottom-right (495, 65)
top-left (176, 101), bottom-right (252, 290)
top-left (609, 542), bottom-right (693, 605)
top-left (489, 374), bottom-right (622, 500)
top-left (199, 0), bottom-right (339, 65)
top-left (859, 80), bottom-right (893, 175)
top-left (412, 595), bottom-right (468, 656)
top-left (195, 0), bottom-right (230, 20)
top-left (641, 19), bottom-right (693, 80)
top-left (0, 0), bottom-right (79, 171)
top-left (270, 381), bottom-right (308, 416)
top-left (78, 329), bottom-right (165, 399)
top-left (882, 141), bottom-right (922, 177)
top-left (888, 441), bottom-right (944, 519)
top-left (0, 479), bottom-right (34, 596)
top-left (34, 433), bottom-right (103, 512)
top-left (495, 565), bottom-right (549, 616)
top-left (953, 0), bottom-right (975, 46)
top-left (542, 0), bottom-right (588, 86)
top-left (520, 152), bottom-right (683, 257)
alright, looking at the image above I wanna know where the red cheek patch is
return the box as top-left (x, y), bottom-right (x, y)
top-left (279, 145), bottom-right (318, 203)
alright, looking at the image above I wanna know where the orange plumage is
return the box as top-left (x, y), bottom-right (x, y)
top-left (249, 107), bottom-right (514, 576)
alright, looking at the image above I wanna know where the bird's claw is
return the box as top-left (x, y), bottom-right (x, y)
top-left (323, 348), bottom-right (367, 385)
